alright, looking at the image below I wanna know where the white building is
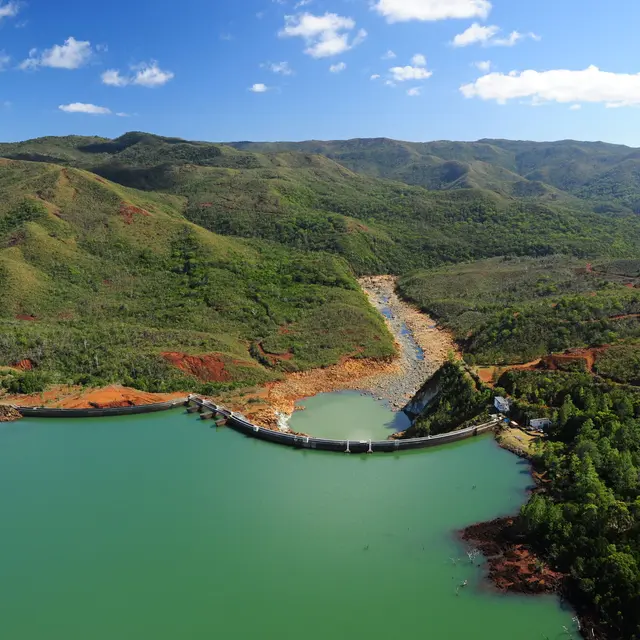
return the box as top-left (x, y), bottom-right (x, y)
top-left (529, 418), bottom-right (552, 432)
top-left (494, 396), bottom-right (511, 413)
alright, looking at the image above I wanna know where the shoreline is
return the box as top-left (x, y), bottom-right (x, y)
top-left (0, 385), bottom-right (188, 411)
top-left (1, 277), bottom-right (454, 432)
top-left (464, 437), bottom-right (609, 640)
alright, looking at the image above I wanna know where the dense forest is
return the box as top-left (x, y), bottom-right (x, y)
top-left (500, 369), bottom-right (640, 640)
top-left (410, 361), bottom-right (492, 436)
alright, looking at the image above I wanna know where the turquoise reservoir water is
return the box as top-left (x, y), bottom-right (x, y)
top-left (290, 391), bottom-right (410, 440)
top-left (0, 398), bottom-right (577, 640)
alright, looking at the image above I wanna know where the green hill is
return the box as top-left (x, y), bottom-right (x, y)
top-left (1, 132), bottom-right (639, 275)
top-left (230, 137), bottom-right (640, 212)
top-left (0, 159), bottom-right (395, 392)
top-left (398, 255), bottom-right (640, 364)
top-left (4, 131), bottom-right (640, 386)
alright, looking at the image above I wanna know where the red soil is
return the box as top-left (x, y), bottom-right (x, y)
top-left (461, 517), bottom-right (564, 595)
top-left (12, 359), bottom-right (33, 371)
top-left (200, 202), bottom-right (213, 208)
top-left (3, 385), bottom-right (186, 409)
top-left (119, 202), bottom-right (151, 224)
top-left (477, 346), bottom-right (610, 384)
top-left (541, 346), bottom-right (609, 372)
top-left (15, 314), bottom-right (37, 321)
top-left (162, 352), bottom-right (231, 382)
top-left (609, 313), bottom-right (640, 321)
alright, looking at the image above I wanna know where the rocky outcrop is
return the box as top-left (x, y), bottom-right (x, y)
top-left (0, 405), bottom-right (22, 422)
top-left (403, 371), bottom-right (442, 417)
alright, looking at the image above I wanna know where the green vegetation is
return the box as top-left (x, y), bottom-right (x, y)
top-left (0, 160), bottom-right (394, 393)
top-left (399, 256), bottom-right (640, 364)
top-left (594, 344), bottom-right (640, 385)
top-left (2, 133), bottom-right (640, 276)
top-left (230, 137), bottom-right (640, 213)
top-left (497, 369), bottom-right (640, 639)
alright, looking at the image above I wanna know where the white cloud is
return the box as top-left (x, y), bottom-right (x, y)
top-left (452, 23), bottom-right (539, 47)
top-left (452, 23), bottom-right (499, 47)
top-left (329, 61), bottom-right (346, 73)
top-left (474, 60), bottom-right (491, 72)
top-left (569, 104), bottom-right (582, 110)
top-left (0, 2), bottom-right (19, 20)
top-left (263, 61), bottom-right (293, 75)
top-left (370, 74), bottom-right (381, 80)
top-left (382, 50), bottom-right (396, 59)
top-left (20, 37), bottom-right (93, 70)
top-left (294, 0), bottom-right (312, 7)
top-left (373, 0), bottom-right (491, 23)
top-left (492, 31), bottom-right (535, 46)
top-left (0, 51), bottom-right (10, 70)
top-left (411, 53), bottom-right (427, 67)
top-left (390, 65), bottom-right (433, 82)
top-left (59, 103), bottom-right (111, 115)
top-left (407, 87), bottom-right (421, 96)
top-left (101, 69), bottom-right (128, 87)
top-left (460, 65), bottom-right (640, 108)
top-left (102, 61), bottom-right (174, 88)
top-left (280, 12), bottom-right (366, 58)
top-left (132, 61), bottom-right (174, 87)
top-left (250, 83), bottom-right (269, 92)
top-left (116, 112), bottom-right (130, 117)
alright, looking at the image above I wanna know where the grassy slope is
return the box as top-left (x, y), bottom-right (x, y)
top-left (2, 133), bottom-right (640, 276)
top-left (0, 159), bottom-right (395, 392)
top-left (398, 255), bottom-right (640, 364)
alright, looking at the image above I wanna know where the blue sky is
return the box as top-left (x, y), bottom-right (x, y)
top-left (2, 0), bottom-right (640, 144)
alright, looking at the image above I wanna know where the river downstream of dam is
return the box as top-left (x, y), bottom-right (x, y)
top-left (0, 405), bottom-right (577, 640)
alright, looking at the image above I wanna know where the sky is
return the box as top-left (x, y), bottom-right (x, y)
top-left (3, 0), bottom-right (640, 144)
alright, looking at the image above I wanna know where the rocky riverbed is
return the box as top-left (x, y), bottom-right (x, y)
top-left (226, 276), bottom-right (457, 425)
top-left (355, 276), bottom-right (457, 410)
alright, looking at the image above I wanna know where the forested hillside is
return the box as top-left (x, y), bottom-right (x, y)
top-left (1, 132), bottom-right (640, 275)
top-left (0, 159), bottom-right (394, 393)
top-left (504, 369), bottom-right (640, 640)
top-left (399, 256), bottom-right (640, 364)
top-left (230, 137), bottom-right (640, 213)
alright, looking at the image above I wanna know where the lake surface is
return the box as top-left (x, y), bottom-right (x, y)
top-left (0, 404), bottom-right (577, 640)
top-left (290, 391), bottom-right (411, 440)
